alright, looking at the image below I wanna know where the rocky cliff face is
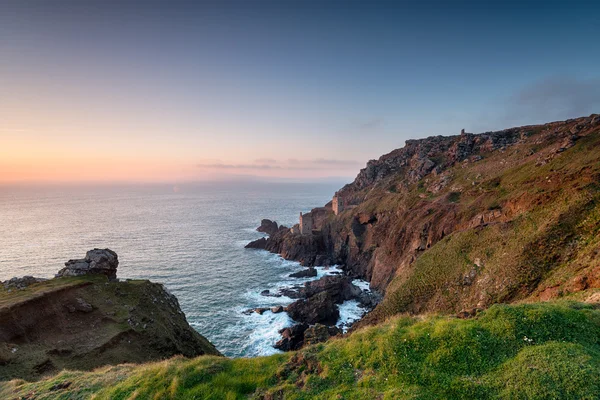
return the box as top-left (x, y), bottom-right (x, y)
top-left (251, 114), bottom-right (600, 325)
top-left (0, 250), bottom-right (220, 381)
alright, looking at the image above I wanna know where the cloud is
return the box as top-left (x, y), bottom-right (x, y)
top-left (507, 75), bottom-right (600, 122)
top-left (471, 75), bottom-right (600, 132)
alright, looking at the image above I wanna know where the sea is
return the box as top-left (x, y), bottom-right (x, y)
top-left (0, 181), bottom-right (370, 357)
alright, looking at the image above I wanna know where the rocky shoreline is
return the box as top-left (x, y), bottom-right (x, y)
top-left (246, 219), bottom-right (380, 351)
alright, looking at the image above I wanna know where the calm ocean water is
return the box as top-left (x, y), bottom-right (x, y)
top-left (0, 181), bottom-right (367, 357)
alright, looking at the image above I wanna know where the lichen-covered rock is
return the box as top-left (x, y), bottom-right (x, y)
top-left (56, 249), bottom-right (119, 280)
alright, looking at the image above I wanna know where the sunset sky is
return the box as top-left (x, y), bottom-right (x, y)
top-left (1, 0), bottom-right (599, 183)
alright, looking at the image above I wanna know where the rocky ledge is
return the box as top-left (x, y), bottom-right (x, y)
top-left (0, 249), bottom-right (220, 381)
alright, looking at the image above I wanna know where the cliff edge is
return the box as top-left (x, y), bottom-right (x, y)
top-left (0, 249), bottom-right (220, 381)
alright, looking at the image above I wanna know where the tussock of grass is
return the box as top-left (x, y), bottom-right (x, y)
top-left (3, 301), bottom-right (600, 399)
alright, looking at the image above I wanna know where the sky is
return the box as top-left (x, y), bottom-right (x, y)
top-left (1, 0), bottom-right (599, 183)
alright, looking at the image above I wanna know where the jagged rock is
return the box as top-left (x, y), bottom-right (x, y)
top-left (303, 324), bottom-right (341, 346)
top-left (274, 323), bottom-right (308, 351)
top-left (254, 307), bottom-right (269, 315)
top-left (56, 249), bottom-right (119, 280)
top-left (289, 268), bottom-right (317, 278)
top-left (256, 219), bottom-right (280, 236)
top-left (3, 276), bottom-right (47, 290)
top-left (286, 291), bottom-right (339, 325)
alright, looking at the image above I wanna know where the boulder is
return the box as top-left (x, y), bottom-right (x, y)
top-left (56, 249), bottom-right (119, 280)
top-left (271, 305), bottom-right (284, 314)
top-left (289, 268), bottom-right (317, 278)
top-left (286, 291), bottom-right (339, 325)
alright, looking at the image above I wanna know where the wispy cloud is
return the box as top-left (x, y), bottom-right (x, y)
top-left (197, 158), bottom-right (362, 171)
top-left (505, 75), bottom-right (600, 124)
top-left (472, 75), bottom-right (600, 132)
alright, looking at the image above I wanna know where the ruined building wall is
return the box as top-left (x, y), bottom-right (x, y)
top-left (299, 212), bottom-right (313, 235)
top-left (332, 193), bottom-right (344, 215)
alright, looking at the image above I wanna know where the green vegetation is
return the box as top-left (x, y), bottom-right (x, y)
top-left (2, 301), bottom-right (600, 399)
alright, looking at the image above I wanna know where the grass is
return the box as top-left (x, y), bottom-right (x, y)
top-left (2, 301), bottom-right (600, 399)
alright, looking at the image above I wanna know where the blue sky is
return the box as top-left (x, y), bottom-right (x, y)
top-left (1, 0), bottom-right (599, 182)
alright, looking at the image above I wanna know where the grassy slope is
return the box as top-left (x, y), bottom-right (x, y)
top-left (2, 301), bottom-right (600, 399)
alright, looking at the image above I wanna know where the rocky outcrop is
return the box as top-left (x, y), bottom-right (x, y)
top-left (256, 219), bottom-right (282, 236)
top-left (56, 248), bottom-right (119, 280)
top-left (0, 250), bottom-right (220, 381)
top-left (245, 237), bottom-right (268, 249)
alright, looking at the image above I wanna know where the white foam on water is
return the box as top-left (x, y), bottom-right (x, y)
top-left (337, 299), bottom-right (367, 333)
top-left (238, 253), bottom-right (372, 355)
top-left (352, 279), bottom-right (371, 292)
top-left (240, 309), bottom-right (293, 357)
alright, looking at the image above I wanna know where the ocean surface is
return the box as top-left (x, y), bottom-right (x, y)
top-left (0, 181), bottom-right (369, 357)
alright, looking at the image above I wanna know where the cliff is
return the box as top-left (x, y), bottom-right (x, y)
top-left (249, 114), bottom-right (600, 326)
top-left (0, 250), bottom-right (219, 381)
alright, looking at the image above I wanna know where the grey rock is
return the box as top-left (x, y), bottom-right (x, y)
top-left (56, 249), bottom-right (119, 280)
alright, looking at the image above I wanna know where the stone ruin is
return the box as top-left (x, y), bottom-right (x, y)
top-left (332, 192), bottom-right (344, 215)
top-left (299, 212), bottom-right (313, 235)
